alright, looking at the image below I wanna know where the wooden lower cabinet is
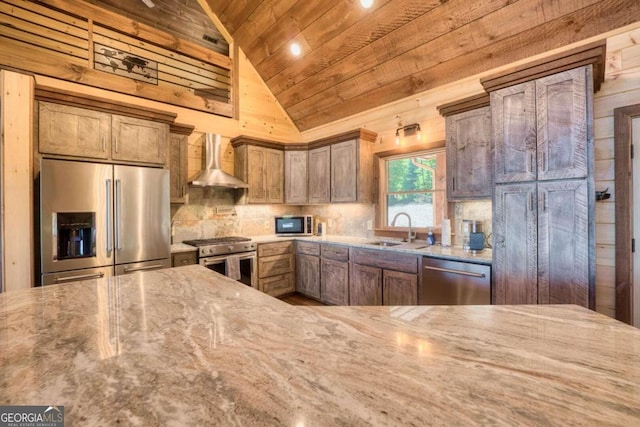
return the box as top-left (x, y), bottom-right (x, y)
top-left (321, 258), bottom-right (349, 305)
top-left (296, 253), bottom-right (320, 299)
top-left (383, 270), bottom-right (418, 305)
top-left (295, 241), bottom-right (321, 299)
top-left (493, 180), bottom-right (591, 307)
top-left (171, 251), bottom-right (197, 267)
top-left (258, 242), bottom-right (295, 297)
top-left (350, 264), bottom-right (382, 305)
top-left (349, 248), bottom-right (419, 306)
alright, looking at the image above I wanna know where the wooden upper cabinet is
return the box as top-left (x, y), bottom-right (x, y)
top-left (233, 140), bottom-right (284, 204)
top-left (169, 123), bottom-right (194, 204)
top-left (492, 66), bottom-right (589, 183)
top-left (492, 81), bottom-right (537, 184)
top-left (308, 146), bottom-right (331, 204)
top-left (331, 139), bottom-right (358, 202)
top-left (38, 102), bottom-right (170, 166)
top-left (38, 102), bottom-right (111, 160)
top-left (446, 106), bottom-right (493, 199)
top-left (285, 150), bottom-right (308, 204)
top-left (111, 115), bottom-right (169, 165)
top-left (536, 68), bottom-right (588, 181)
top-left (265, 148), bottom-right (284, 203)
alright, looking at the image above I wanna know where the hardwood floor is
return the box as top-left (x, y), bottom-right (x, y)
top-left (278, 293), bottom-right (327, 306)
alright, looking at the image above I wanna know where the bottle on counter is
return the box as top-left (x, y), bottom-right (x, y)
top-left (426, 228), bottom-right (436, 245)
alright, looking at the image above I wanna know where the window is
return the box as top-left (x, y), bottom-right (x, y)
top-left (380, 149), bottom-right (446, 230)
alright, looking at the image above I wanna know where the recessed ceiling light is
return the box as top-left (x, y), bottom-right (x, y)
top-left (360, 0), bottom-right (374, 8)
top-left (290, 42), bottom-right (302, 56)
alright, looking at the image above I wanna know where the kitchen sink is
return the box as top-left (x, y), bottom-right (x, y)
top-left (369, 241), bottom-right (401, 247)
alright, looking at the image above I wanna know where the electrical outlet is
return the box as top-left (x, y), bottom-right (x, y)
top-left (366, 220), bottom-right (373, 230)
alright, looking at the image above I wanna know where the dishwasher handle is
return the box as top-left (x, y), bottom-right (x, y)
top-left (423, 265), bottom-right (486, 278)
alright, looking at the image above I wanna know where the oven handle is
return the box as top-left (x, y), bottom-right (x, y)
top-left (199, 252), bottom-right (256, 266)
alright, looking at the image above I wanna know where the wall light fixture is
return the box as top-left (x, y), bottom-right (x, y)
top-left (395, 123), bottom-right (422, 145)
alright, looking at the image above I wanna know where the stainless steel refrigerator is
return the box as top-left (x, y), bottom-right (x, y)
top-left (40, 159), bottom-right (170, 285)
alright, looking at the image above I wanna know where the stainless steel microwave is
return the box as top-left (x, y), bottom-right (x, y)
top-left (275, 215), bottom-right (313, 236)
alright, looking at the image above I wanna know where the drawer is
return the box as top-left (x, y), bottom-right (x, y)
top-left (258, 253), bottom-right (294, 278)
top-left (296, 241), bottom-right (320, 256)
top-left (260, 272), bottom-right (295, 297)
top-left (258, 241), bottom-right (293, 257)
top-left (321, 244), bottom-right (349, 262)
top-left (171, 251), bottom-right (197, 267)
top-left (352, 248), bottom-right (418, 274)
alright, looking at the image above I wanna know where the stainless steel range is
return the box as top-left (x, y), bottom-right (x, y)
top-left (182, 237), bottom-right (257, 288)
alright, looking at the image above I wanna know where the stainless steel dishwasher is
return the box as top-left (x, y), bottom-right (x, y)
top-left (420, 257), bottom-right (491, 305)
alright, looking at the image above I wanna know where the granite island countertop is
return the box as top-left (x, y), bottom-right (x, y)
top-left (3, 266), bottom-right (637, 425)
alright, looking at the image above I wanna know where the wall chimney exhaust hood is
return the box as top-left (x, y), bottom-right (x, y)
top-left (189, 133), bottom-right (249, 188)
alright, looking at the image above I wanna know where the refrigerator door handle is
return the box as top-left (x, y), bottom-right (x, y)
top-left (54, 271), bottom-right (105, 284)
top-left (106, 179), bottom-right (113, 253)
top-left (123, 264), bottom-right (166, 273)
top-left (115, 179), bottom-right (122, 250)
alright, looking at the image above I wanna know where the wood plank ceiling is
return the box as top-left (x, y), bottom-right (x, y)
top-left (87, 0), bottom-right (640, 131)
top-left (205, 0), bottom-right (640, 131)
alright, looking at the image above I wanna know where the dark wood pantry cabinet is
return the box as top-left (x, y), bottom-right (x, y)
top-left (490, 65), bottom-right (594, 308)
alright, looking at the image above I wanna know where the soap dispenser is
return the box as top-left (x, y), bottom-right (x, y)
top-left (426, 228), bottom-right (436, 245)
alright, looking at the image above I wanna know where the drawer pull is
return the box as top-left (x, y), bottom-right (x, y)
top-left (423, 265), bottom-right (485, 278)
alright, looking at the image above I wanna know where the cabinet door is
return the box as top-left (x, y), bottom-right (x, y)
top-left (258, 254), bottom-right (294, 279)
top-left (285, 150), bottom-right (308, 204)
top-left (383, 270), bottom-right (417, 305)
top-left (38, 102), bottom-right (111, 159)
top-left (296, 253), bottom-right (320, 299)
top-left (246, 145), bottom-right (267, 203)
top-left (321, 258), bottom-right (349, 305)
top-left (331, 139), bottom-right (358, 202)
top-left (171, 251), bottom-right (197, 267)
top-left (265, 148), bottom-right (284, 203)
top-left (493, 183), bottom-right (538, 304)
top-left (350, 264), bottom-right (382, 305)
top-left (492, 81), bottom-right (536, 183)
top-left (260, 272), bottom-right (295, 297)
top-left (169, 133), bottom-right (188, 203)
top-left (308, 146), bottom-right (330, 204)
top-left (537, 180), bottom-right (590, 307)
top-left (536, 67), bottom-right (588, 181)
top-left (111, 115), bottom-right (168, 165)
top-left (446, 107), bottom-right (493, 199)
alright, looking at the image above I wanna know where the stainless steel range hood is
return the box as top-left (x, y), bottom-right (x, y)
top-left (189, 133), bottom-right (249, 189)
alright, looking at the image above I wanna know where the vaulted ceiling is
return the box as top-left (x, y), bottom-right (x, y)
top-left (87, 0), bottom-right (640, 131)
top-left (204, 0), bottom-right (640, 131)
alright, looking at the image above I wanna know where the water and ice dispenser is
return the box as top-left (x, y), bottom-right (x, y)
top-left (55, 212), bottom-right (95, 260)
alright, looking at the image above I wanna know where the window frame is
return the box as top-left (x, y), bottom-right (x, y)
top-left (375, 145), bottom-right (449, 239)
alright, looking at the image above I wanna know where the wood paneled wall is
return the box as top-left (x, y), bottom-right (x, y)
top-left (592, 25), bottom-right (640, 318)
top-left (1, 70), bottom-right (34, 291)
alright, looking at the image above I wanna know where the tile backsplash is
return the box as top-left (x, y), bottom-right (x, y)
top-left (171, 187), bottom-right (490, 247)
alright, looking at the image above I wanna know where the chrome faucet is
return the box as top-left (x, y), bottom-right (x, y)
top-left (391, 212), bottom-right (415, 243)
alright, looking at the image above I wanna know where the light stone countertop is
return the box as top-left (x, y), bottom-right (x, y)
top-left (1, 265), bottom-right (638, 425)
top-left (250, 234), bottom-right (493, 264)
top-left (169, 242), bottom-right (198, 254)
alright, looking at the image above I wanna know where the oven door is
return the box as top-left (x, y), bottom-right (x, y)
top-left (199, 252), bottom-right (257, 289)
